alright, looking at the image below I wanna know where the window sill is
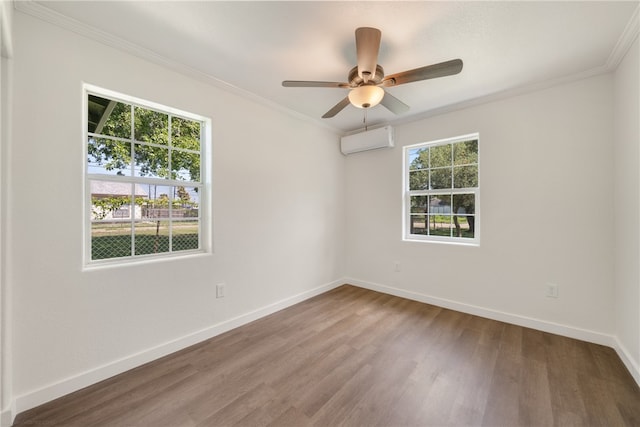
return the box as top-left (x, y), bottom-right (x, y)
top-left (83, 250), bottom-right (211, 272)
top-left (402, 237), bottom-right (480, 247)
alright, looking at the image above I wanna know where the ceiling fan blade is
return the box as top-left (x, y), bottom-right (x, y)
top-left (322, 97), bottom-right (351, 118)
top-left (380, 90), bottom-right (410, 115)
top-left (382, 59), bottom-right (463, 87)
top-left (355, 27), bottom-right (381, 83)
top-left (282, 80), bottom-right (350, 88)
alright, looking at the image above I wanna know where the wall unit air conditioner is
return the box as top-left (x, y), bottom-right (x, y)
top-left (340, 125), bottom-right (394, 155)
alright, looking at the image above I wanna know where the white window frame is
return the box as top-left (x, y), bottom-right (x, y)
top-left (403, 133), bottom-right (480, 245)
top-left (83, 84), bottom-right (212, 268)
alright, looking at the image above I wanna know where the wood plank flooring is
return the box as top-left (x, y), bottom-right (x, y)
top-left (13, 285), bottom-right (640, 426)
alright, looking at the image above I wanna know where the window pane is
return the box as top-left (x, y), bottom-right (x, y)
top-left (408, 147), bottom-right (428, 170)
top-left (410, 196), bottom-right (427, 213)
top-left (88, 95), bottom-right (131, 138)
top-left (172, 117), bottom-right (201, 151)
top-left (429, 195), bottom-right (451, 215)
top-left (410, 214), bottom-right (428, 235)
top-left (453, 165), bottom-right (478, 188)
top-left (453, 215), bottom-right (475, 239)
top-left (90, 181), bottom-right (132, 215)
top-left (429, 215), bottom-right (452, 237)
top-left (134, 106), bottom-right (168, 145)
top-left (430, 168), bottom-right (452, 189)
top-left (173, 220), bottom-right (199, 252)
top-left (173, 186), bottom-right (200, 217)
top-left (171, 150), bottom-right (200, 182)
top-left (91, 221), bottom-right (132, 260)
top-left (454, 140), bottom-right (478, 165)
top-left (134, 144), bottom-right (169, 179)
top-left (135, 220), bottom-right (170, 255)
top-left (88, 138), bottom-right (132, 176)
top-left (453, 194), bottom-right (475, 215)
top-left (141, 185), bottom-right (173, 220)
top-left (430, 144), bottom-right (451, 168)
top-left (409, 170), bottom-right (429, 190)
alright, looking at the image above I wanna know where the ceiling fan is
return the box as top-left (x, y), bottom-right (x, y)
top-left (282, 27), bottom-right (463, 119)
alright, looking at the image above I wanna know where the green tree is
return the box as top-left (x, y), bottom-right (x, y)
top-left (157, 193), bottom-right (170, 206)
top-left (88, 99), bottom-right (201, 183)
top-left (177, 186), bottom-right (191, 205)
top-left (91, 196), bottom-right (129, 220)
top-left (451, 140), bottom-right (478, 237)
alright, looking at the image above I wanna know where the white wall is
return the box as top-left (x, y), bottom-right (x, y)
top-left (0, 1), bottom-right (13, 425)
top-left (613, 36), bottom-right (639, 383)
top-left (8, 11), bottom-right (345, 413)
top-left (345, 74), bottom-right (616, 341)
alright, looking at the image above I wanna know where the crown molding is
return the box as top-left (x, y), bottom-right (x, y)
top-left (391, 5), bottom-right (639, 130)
top-left (14, 0), bottom-right (638, 137)
top-left (1, 0), bottom-right (13, 58)
top-left (386, 63), bottom-right (612, 130)
top-left (606, 3), bottom-right (640, 70)
top-left (13, 0), bottom-right (340, 135)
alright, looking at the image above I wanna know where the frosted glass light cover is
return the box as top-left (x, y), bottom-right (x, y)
top-left (348, 85), bottom-right (384, 109)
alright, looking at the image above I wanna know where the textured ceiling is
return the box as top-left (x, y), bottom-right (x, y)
top-left (25, 1), bottom-right (640, 133)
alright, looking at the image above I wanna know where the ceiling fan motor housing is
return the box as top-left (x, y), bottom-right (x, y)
top-left (348, 64), bottom-right (385, 87)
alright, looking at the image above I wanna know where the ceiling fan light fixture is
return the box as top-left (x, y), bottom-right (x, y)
top-left (348, 85), bottom-right (384, 109)
top-left (282, 27), bottom-right (462, 119)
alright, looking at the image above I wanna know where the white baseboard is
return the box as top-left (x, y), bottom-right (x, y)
top-left (613, 336), bottom-right (640, 386)
top-left (9, 277), bottom-right (639, 424)
top-left (346, 277), bottom-right (615, 345)
top-left (345, 277), bottom-right (640, 386)
top-left (12, 279), bottom-right (343, 420)
top-left (1, 407), bottom-right (14, 427)
top-left (344, 277), bottom-right (640, 386)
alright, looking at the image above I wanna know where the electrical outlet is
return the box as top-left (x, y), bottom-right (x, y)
top-left (216, 283), bottom-right (225, 299)
top-left (394, 261), bottom-right (401, 272)
top-left (545, 283), bottom-right (559, 298)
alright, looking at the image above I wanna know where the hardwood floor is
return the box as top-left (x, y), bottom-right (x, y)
top-left (14, 285), bottom-right (640, 426)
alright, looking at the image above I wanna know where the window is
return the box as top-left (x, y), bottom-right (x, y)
top-left (404, 134), bottom-right (479, 244)
top-left (85, 85), bottom-right (210, 265)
